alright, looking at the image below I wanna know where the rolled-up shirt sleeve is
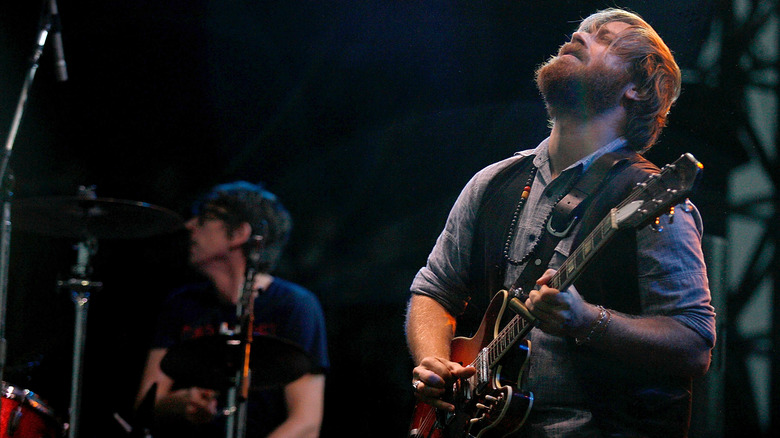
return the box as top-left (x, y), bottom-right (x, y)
top-left (636, 201), bottom-right (717, 348)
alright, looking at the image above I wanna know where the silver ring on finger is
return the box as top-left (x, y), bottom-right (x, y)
top-left (412, 379), bottom-right (421, 391)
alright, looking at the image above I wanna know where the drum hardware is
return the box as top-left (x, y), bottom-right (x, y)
top-left (10, 189), bottom-right (184, 240)
top-left (160, 333), bottom-right (313, 438)
top-left (7, 391), bottom-right (24, 437)
top-left (0, 0), bottom-right (66, 431)
top-left (10, 186), bottom-right (183, 437)
top-left (0, 3), bottom-right (180, 436)
top-left (56, 234), bottom-right (102, 438)
top-left (160, 333), bottom-right (313, 393)
top-left (113, 382), bottom-right (155, 438)
top-left (0, 0), bottom-right (63, 388)
top-left (0, 170), bottom-right (13, 393)
top-left (1, 381), bottom-right (63, 438)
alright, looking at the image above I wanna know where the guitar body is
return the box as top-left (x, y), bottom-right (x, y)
top-left (408, 290), bottom-right (534, 438)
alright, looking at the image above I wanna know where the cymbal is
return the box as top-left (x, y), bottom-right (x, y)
top-left (11, 196), bottom-right (184, 239)
top-left (160, 334), bottom-right (314, 390)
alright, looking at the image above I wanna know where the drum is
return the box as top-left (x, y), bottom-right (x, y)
top-left (1, 382), bottom-right (63, 438)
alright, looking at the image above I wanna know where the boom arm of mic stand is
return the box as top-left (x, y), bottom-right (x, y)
top-left (1, 19), bottom-right (51, 181)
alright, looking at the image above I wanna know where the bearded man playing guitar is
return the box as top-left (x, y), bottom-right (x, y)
top-left (405, 8), bottom-right (716, 438)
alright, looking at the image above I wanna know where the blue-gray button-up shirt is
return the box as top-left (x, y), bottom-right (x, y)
top-left (410, 137), bottom-right (716, 432)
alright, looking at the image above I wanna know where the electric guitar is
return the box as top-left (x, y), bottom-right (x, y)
top-left (408, 153), bottom-right (703, 438)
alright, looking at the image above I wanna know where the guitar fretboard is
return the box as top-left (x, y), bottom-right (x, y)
top-left (549, 212), bottom-right (617, 292)
top-left (472, 309), bottom-right (533, 386)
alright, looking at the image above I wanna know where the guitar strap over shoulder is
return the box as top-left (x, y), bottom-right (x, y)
top-left (468, 148), bottom-right (636, 326)
top-left (508, 149), bottom-right (635, 295)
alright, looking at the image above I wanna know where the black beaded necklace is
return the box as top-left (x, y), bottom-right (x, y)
top-left (502, 165), bottom-right (577, 266)
top-left (502, 164), bottom-right (539, 266)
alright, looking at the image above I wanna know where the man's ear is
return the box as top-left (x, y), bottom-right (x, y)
top-left (229, 222), bottom-right (253, 247)
top-left (624, 83), bottom-right (640, 102)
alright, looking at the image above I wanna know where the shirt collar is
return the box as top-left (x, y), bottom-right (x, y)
top-left (519, 136), bottom-right (629, 175)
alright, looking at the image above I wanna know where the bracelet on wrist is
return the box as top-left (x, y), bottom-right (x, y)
top-left (575, 305), bottom-right (612, 346)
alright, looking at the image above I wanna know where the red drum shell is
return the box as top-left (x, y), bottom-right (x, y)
top-left (1, 382), bottom-right (62, 438)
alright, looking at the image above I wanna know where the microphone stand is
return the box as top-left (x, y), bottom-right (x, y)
top-left (0, 171), bottom-right (13, 390)
top-left (0, 0), bottom-right (57, 399)
top-left (225, 235), bottom-right (265, 438)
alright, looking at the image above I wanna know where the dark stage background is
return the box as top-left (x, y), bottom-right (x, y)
top-left (0, 1), bottom-right (731, 437)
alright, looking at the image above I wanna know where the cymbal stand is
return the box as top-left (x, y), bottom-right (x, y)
top-left (225, 235), bottom-right (265, 438)
top-left (0, 0), bottom-right (58, 393)
top-left (58, 236), bottom-right (102, 438)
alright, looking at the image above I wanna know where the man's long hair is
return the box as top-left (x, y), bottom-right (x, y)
top-left (579, 8), bottom-right (681, 153)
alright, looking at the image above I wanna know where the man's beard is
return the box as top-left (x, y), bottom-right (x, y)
top-left (535, 53), bottom-right (630, 119)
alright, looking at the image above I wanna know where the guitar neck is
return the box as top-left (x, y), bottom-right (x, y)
top-left (548, 211), bottom-right (618, 292)
top-left (484, 312), bottom-right (531, 365)
top-left (469, 313), bottom-right (529, 390)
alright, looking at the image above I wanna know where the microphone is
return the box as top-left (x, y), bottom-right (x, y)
top-left (245, 220), bottom-right (269, 277)
top-left (247, 234), bottom-right (266, 269)
top-left (48, 0), bottom-right (68, 82)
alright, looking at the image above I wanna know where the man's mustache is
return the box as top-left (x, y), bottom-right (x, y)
top-left (558, 42), bottom-right (588, 62)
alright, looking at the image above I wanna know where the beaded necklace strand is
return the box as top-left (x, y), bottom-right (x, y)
top-left (502, 166), bottom-right (577, 266)
top-left (502, 165), bottom-right (538, 266)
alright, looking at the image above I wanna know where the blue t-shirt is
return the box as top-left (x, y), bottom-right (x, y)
top-left (151, 277), bottom-right (329, 437)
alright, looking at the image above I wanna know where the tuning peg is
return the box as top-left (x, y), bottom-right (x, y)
top-left (668, 206), bottom-right (676, 224)
top-left (681, 198), bottom-right (693, 213)
top-left (651, 217), bottom-right (664, 233)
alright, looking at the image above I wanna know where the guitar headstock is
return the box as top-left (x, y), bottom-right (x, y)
top-left (612, 153), bottom-right (703, 230)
